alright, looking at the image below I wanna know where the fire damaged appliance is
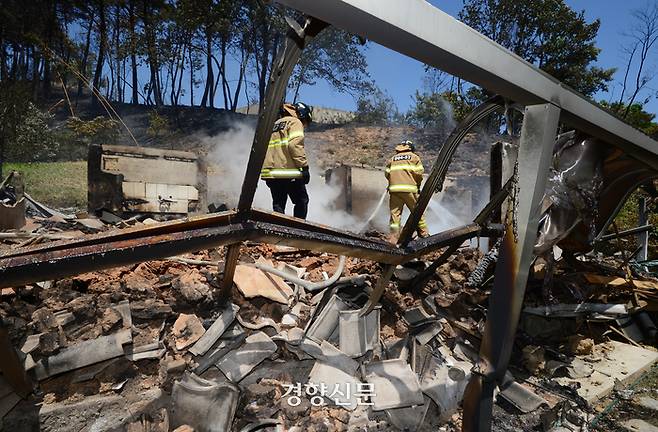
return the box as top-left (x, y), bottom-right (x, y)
top-left (88, 144), bottom-right (204, 217)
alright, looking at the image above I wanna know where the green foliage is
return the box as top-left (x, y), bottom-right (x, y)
top-left (407, 92), bottom-right (452, 128)
top-left (460, 0), bottom-right (614, 96)
top-left (353, 88), bottom-right (397, 125)
top-left (290, 28), bottom-right (371, 101)
top-left (146, 111), bottom-right (170, 137)
top-left (407, 88), bottom-right (485, 127)
top-left (611, 189), bottom-right (658, 258)
top-left (5, 102), bottom-right (58, 163)
top-left (599, 101), bottom-right (658, 137)
top-left (67, 116), bottom-right (120, 144)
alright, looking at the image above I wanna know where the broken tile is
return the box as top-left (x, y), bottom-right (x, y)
top-left (385, 395), bottom-right (431, 431)
top-left (622, 419), bottom-right (658, 432)
top-left (72, 359), bottom-right (120, 383)
top-left (53, 311), bottom-right (75, 326)
top-left (170, 373), bottom-right (239, 432)
top-left (308, 361), bottom-right (360, 411)
top-left (305, 294), bottom-right (350, 343)
top-left (233, 264), bottom-right (293, 304)
top-left (194, 329), bottom-right (246, 375)
top-left (113, 300), bottom-right (132, 329)
top-left (124, 342), bottom-right (165, 361)
top-left (419, 354), bottom-right (471, 420)
top-left (189, 303), bottom-right (239, 356)
top-left (413, 322), bottom-right (443, 346)
top-left (33, 329), bottom-right (132, 380)
top-left (172, 314), bottom-right (206, 351)
top-left (216, 331), bottom-right (277, 382)
top-left (365, 359), bottom-right (424, 411)
top-left (338, 307), bottom-right (380, 358)
top-left (21, 333), bottom-right (42, 354)
top-left (403, 306), bottom-right (434, 327)
top-left (498, 373), bottom-right (548, 413)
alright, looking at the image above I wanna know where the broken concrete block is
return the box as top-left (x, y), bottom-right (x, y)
top-left (637, 396), bottom-right (658, 413)
top-left (338, 307), bottom-right (380, 358)
top-left (189, 303), bottom-right (239, 356)
top-left (173, 270), bottom-right (212, 303)
top-left (170, 373), bottom-right (239, 432)
top-left (164, 357), bottom-right (187, 374)
top-left (34, 329), bottom-right (132, 380)
top-left (233, 263), bottom-right (293, 304)
top-left (365, 359), bottom-right (424, 411)
top-left (216, 331), bottom-right (277, 382)
top-left (173, 314), bottom-right (206, 351)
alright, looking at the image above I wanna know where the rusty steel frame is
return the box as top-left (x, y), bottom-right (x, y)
top-left (0, 208), bottom-right (499, 289)
top-left (0, 5), bottom-right (643, 430)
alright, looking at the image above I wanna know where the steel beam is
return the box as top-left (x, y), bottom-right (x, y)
top-left (462, 103), bottom-right (560, 431)
top-left (273, 0), bottom-right (658, 171)
top-left (0, 212), bottom-right (494, 288)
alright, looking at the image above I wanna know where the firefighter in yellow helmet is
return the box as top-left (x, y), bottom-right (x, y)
top-left (385, 140), bottom-right (430, 240)
top-left (261, 102), bottom-right (313, 219)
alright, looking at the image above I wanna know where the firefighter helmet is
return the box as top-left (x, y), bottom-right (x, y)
top-left (293, 102), bottom-right (313, 123)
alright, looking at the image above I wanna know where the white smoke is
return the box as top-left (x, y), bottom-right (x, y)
top-left (203, 121), bottom-right (362, 230)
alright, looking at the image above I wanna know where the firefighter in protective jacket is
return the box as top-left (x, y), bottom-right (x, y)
top-left (261, 102), bottom-right (313, 219)
top-left (385, 140), bottom-right (430, 239)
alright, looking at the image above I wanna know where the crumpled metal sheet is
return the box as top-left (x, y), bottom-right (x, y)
top-left (534, 132), bottom-right (605, 254)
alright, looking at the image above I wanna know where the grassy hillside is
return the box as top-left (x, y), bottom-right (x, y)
top-left (4, 161), bottom-right (86, 209)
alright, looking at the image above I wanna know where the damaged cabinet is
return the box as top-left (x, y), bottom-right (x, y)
top-left (88, 144), bottom-right (205, 217)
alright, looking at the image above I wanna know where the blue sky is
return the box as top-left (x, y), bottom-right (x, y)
top-left (294, 0), bottom-right (658, 116)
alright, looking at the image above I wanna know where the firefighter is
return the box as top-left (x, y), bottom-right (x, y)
top-left (261, 102), bottom-right (313, 219)
top-left (385, 140), bottom-right (430, 240)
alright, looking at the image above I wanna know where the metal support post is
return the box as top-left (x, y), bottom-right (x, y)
top-left (490, 141), bottom-right (503, 227)
top-left (637, 197), bottom-right (649, 261)
top-left (462, 103), bottom-right (560, 432)
top-left (219, 243), bottom-right (241, 301)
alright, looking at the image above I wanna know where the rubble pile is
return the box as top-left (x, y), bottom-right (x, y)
top-left (1, 212), bottom-right (658, 431)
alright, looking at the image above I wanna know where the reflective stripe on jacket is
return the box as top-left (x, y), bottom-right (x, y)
top-left (261, 115), bottom-right (308, 179)
top-left (385, 147), bottom-right (424, 193)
